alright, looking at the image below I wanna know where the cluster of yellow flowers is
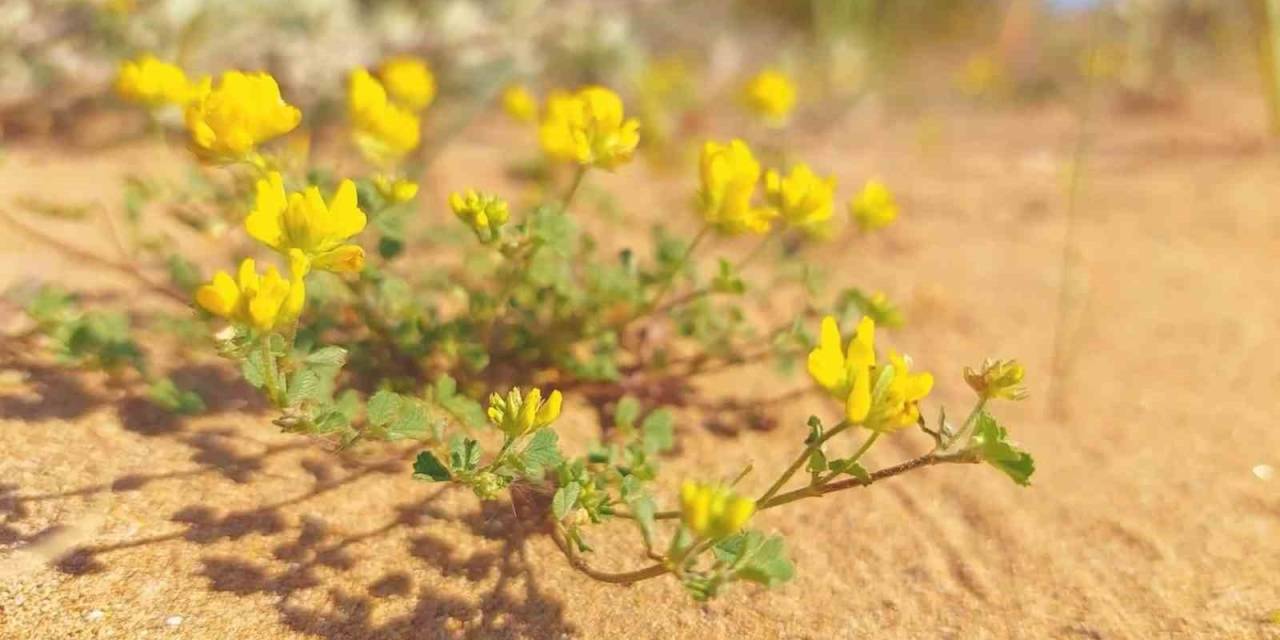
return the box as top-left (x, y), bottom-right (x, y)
top-left (244, 172), bottom-right (368, 274)
top-left (115, 55), bottom-right (202, 107)
top-left (486, 387), bottom-right (564, 438)
top-left (695, 138), bottom-right (899, 239)
top-left (807, 315), bottom-right (933, 431)
top-left (186, 71), bottom-right (302, 163)
top-left (539, 86), bottom-right (641, 170)
top-left (449, 189), bottom-right (510, 243)
top-left (196, 255), bottom-right (305, 332)
top-left (679, 481), bottom-right (756, 540)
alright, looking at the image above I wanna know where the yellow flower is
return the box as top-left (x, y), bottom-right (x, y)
top-left (849, 179), bottom-right (898, 232)
top-left (184, 71), bottom-right (301, 162)
top-left (538, 86), bottom-right (640, 170)
top-left (244, 172), bottom-right (367, 273)
top-left (195, 255), bottom-right (305, 331)
top-left (502, 84), bottom-right (538, 123)
top-left (348, 68), bottom-right (421, 164)
top-left (373, 175), bottom-right (419, 204)
top-left (377, 55), bottom-right (436, 111)
top-left (679, 481), bottom-right (755, 539)
top-left (486, 387), bottom-right (563, 438)
top-left (115, 55), bottom-right (195, 107)
top-left (964, 359), bottom-right (1027, 401)
top-left (764, 163), bottom-right (836, 237)
top-left (742, 69), bottom-right (796, 127)
top-left (697, 139), bottom-right (776, 236)
top-left (865, 352), bottom-right (934, 432)
top-left (449, 189), bottom-right (509, 243)
top-left (807, 315), bottom-right (877, 423)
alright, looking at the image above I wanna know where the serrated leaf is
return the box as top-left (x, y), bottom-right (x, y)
top-left (714, 531), bottom-right (794, 588)
top-left (285, 368), bottom-right (321, 407)
top-left (640, 409), bottom-right (674, 453)
top-left (972, 411), bottom-right (1035, 486)
top-left (412, 451), bottom-right (451, 481)
top-left (807, 449), bottom-right (828, 473)
top-left (449, 437), bottom-right (481, 472)
top-left (552, 483), bottom-right (581, 520)
top-left (520, 429), bottom-right (563, 477)
top-left (387, 399), bottom-right (429, 440)
top-left (304, 346), bottom-right (347, 368)
top-left (828, 458), bottom-right (870, 482)
top-left (366, 390), bottom-right (400, 427)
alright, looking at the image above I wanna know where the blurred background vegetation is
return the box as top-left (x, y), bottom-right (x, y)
top-left (1, 0), bottom-right (1275, 143)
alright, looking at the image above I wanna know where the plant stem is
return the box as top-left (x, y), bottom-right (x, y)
top-left (260, 338), bottom-right (281, 407)
top-left (757, 450), bottom-right (980, 511)
top-left (551, 521), bottom-right (669, 584)
top-left (561, 166), bottom-right (588, 210)
top-left (756, 420), bottom-right (850, 505)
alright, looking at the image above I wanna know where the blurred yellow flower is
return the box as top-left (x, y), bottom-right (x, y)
top-left (115, 55), bottom-right (195, 107)
top-left (697, 139), bottom-right (775, 236)
top-left (742, 69), bottom-right (796, 127)
top-left (449, 189), bottom-right (509, 243)
top-left (849, 179), bottom-right (898, 232)
top-left (539, 87), bottom-right (640, 170)
top-left (373, 175), bottom-right (419, 204)
top-left (679, 481), bottom-right (754, 539)
top-left (487, 387), bottom-right (563, 438)
top-left (377, 55), bottom-right (436, 111)
top-left (764, 163), bottom-right (836, 237)
top-left (244, 172), bottom-right (367, 273)
top-left (807, 315), bottom-right (876, 423)
top-left (502, 84), bottom-right (538, 123)
top-left (184, 71), bottom-right (301, 162)
top-left (348, 68), bottom-right (421, 164)
top-left (964, 359), bottom-right (1027, 401)
top-left (196, 256), bottom-right (304, 331)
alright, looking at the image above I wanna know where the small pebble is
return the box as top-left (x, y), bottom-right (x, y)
top-left (86, 609), bottom-right (104, 622)
top-left (1253, 464), bottom-right (1274, 481)
top-left (165, 615), bottom-right (183, 627)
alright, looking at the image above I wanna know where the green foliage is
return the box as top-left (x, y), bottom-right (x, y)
top-left (971, 411), bottom-right (1036, 486)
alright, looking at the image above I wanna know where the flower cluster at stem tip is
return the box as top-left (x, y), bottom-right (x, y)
top-left (115, 55), bottom-right (203, 108)
top-left (765, 163), bottom-right (837, 238)
top-left (245, 172), bottom-right (368, 274)
top-left (679, 482), bottom-right (755, 540)
top-left (487, 388), bottom-right (563, 438)
top-left (965, 359), bottom-right (1028, 401)
top-left (502, 84), bottom-right (539, 123)
top-left (185, 71), bottom-right (301, 163)
top-left (850, 179), bottom-right (899, 232)
top-left (196, 255), bottom-right (305, 332)
top-left (807, 315), bottom-right (933, 431)
top-left (449, 189), bottom-right (510, 243)
top-left (697, 139), bottom-right (777, 235)
top-left (348, 68), bottom-right (422, 165)
top-left (539, 86), bottom-right (640, 169)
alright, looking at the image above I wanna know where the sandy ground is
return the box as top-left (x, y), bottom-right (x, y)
top-left (2, 80), bottom-right (1279, 640)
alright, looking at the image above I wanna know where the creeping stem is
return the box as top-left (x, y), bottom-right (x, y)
top-left (551, 521), bottom-right (668, 584)
top-left (756, 420), bottom-right (851, 504)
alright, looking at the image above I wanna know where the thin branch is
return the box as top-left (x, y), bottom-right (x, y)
top-left (0, 208), bottom-right (187, 305)
top-left (549, 521), bottom-right (668, 584)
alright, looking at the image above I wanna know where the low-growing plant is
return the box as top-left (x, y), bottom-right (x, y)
top-left (9, 52), bottom-right (1034, 602)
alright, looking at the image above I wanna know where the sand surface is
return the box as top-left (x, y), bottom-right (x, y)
top-left (2, 82), bottom-right (1279, 639)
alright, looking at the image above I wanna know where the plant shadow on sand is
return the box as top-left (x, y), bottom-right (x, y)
top-left (0, 356), bottom-right (576, 639)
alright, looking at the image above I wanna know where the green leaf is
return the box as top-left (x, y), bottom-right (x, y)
top-left (304, 346), bottom-right (348, 368)
top-left (552, 483), bottom-right (581, 520)
top-left (412, 451), bottom-right (451, 481)
top-left (640, 408), bottom-right (675, 453)
top-left (614, 396), bottom-right (640, 428)
top-left (621, 476), bottom-right (657, 545)
top-left (240, 350), bottom-right (266, 389)
top-left (146, 377), bottom-right (205, 415)
top-left (366, 390), bottom-right (400, 426)
top-left (449, 437), bottom-right (482, 472)
top-left (828, 458), bottom-right (870, 482)
top-left (285, 368), bottom-right (322, 407)
top-left (714, 531), bottom-right (794, 588)
top-left (713, 533), bottom-right (789, 586)
top-left (807, 449), bottom-right (828, 474)
top-left (387, 399), bottom-right (430, 440)
top-left (972, 411), bottom-right (1035, 486)
top-left (520, 430), bottom-right (563, 477)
